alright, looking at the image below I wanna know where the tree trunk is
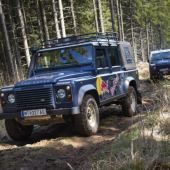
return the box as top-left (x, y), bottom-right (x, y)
top-left (58, 0), bottom-right (66, 37)
top-left (140, 30), bottom-right (145, 61)
top-left (52, 0), bottom-right (61, 38)
top-left (131, 22), bottom-right (137, 61)
top-left (158, 24), bottom-right (162, 49)
top-left (36, 0), bottom-right (44, 42)
top-left (70, 0), bottom-right (77, 35)
top-left (146, 23), bottom-right (150, 60)
top-left (20, 0), bottom-right (27, 30)
top-left (134, 38), bottom-right (137, 63)
top-left (150, 26), bottom-right (154, 51)
top-left (38, 0), bottom-right (50, 41)
top-left (16, 0), bottom-right (31, 66)
top-left (119, 0), bottom-right (124, 41)
top-left (0, 0), bottom-right (17, 82)
top-left (129, 0), bottom-right (136, 60)
top-left (0, 42), bottom-right (9, 83)
top-left (96, 0), bottom-right (104, 33)
top-left (109, 0), bottom-right (116, 32)
top-left (116, 0), bottom-right (122, 40)
top-left (93, 0), bottom-right (99, 32)
top-left (8, 11), bottom-right (23, 80)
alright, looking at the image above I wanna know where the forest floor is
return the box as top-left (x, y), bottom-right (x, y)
top-left (0, 62), bottom-right (170, 170)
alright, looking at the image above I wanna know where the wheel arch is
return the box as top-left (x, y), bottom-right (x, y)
top-left (124, 77), bottom-right (137, 92)
top-left (78, 84), bottom-right (100, 106)
top-left (124, 77), bottom-right (142, 104)
top-left (129, 80), bottom-right (137, 92)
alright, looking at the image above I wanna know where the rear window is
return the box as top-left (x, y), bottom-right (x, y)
top-left (95, 48), bottom-right (108, 68)
top-left (124, 47), bottom-right (133, 64)
top-left (108, 47), bottom-right (121, 66)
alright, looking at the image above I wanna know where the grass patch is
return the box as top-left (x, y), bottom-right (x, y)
top-left (92, 80), bottom-right (170, 170)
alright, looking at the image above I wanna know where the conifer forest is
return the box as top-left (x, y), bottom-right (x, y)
top-left (0, 0), bottom-right (170, 84)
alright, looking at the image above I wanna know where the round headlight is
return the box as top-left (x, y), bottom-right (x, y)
top-left (1, 93), bottom-right (4, 97)
top-left (57, 89), bottom-right (66, 99)
top-left (8, 94), bottom-right (15, 104)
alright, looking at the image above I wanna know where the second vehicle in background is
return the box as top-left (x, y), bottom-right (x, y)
top-left (149, 49), bottom-right (170, 80)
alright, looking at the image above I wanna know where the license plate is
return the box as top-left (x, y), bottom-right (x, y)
top-left (21, 109), bottom-right (47, 118)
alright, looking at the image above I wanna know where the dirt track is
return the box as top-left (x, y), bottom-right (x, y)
top-left (0, 79), bottom-right (157, 170)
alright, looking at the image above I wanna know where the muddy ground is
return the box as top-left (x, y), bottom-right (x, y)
top-left (0, 63), bottom-right (166, 170)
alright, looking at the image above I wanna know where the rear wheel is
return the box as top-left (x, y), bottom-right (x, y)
top-left (5, 119), bottom-right (33, 141)
top-left (74, 95), bottom-right (99, 136)
top-left (122, 86), bottom-right (137, 117)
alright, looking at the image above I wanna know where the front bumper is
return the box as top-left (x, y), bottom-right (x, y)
top-left (150, 65), bottom-right (170, 75)
top-left (0, 107), bottom-right (80, 120)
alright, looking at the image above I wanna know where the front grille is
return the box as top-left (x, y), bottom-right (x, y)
top-left (15, 88), bottom-right (54, 109)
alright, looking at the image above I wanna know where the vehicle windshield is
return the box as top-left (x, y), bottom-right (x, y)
top-left (151, 51), bottom-right (170, 61)
top-left (35, 45), bottom-right (93, 71)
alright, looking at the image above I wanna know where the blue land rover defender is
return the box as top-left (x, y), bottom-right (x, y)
top-left (0, 33), bottom-right (142, 141)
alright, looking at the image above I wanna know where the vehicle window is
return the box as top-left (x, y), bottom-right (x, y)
top-left (35, 45), bottom-right (92, 71)
top-left (124, 47), bottom-right (133, 64)
top-left (108, 47), bottom-right (120, 66)
top-left (95, 48), bottom-right (108, 68)
top-left (151, 51), bottom-right (170, 61)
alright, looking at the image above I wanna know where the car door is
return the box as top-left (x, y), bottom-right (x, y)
top-left (107, 45), bottom-right (125, 97)
top-left (95, 47), bottom-right (111, 102)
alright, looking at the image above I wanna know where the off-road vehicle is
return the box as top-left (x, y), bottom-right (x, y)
top-left (0, 32), bottom-right (142, 141)
top-left (149, 49), bottom-right (170, 80)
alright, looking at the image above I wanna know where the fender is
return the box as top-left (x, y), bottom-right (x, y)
top-left (124, 77), bottom-right (136, 92)
top-left (78, 84), bottom-right (96, 106)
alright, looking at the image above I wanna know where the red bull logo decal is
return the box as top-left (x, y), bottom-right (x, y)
top-left (96, 76), bottom-right (119, 96)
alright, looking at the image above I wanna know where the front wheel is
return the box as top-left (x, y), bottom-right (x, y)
top-left (74, 95), bottom-right (99, 136)
top-left (122, 86), bottom-right (137, 117)
top-left (5, 119), bottom-right (33, 141)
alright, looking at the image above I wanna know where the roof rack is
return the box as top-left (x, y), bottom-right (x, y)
top-left (42, 32), bottom-right (118, 48)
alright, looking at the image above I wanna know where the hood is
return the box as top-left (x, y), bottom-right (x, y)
top-left (15, 71), bottom-right (92, 87)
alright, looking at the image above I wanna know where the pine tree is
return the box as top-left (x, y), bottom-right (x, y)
top-left (16, 0), bottom-right (31, 66)
top-left (58, 0), bottom-right (66, 37)
top-left (0, 0), bottom-right (17, 82)
top-left (52, 0), bottom-right (61, 38)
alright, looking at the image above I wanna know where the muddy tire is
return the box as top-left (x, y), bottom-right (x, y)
top-left (122, 86), bottom-right (137, 117)
top-left (5, 119), bottom-right (33, 141)
top-left (74, 95), bottom-right (99, 136)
